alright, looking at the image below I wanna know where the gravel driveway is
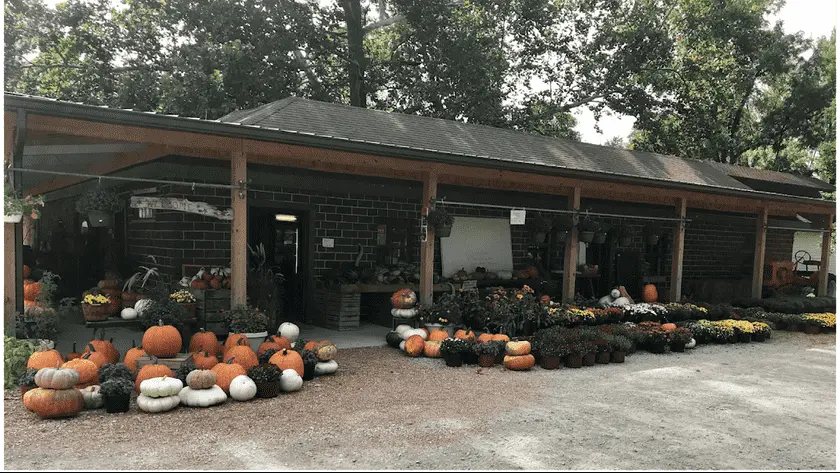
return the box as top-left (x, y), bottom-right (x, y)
top-left (4, 332), bottom-right (835, 470)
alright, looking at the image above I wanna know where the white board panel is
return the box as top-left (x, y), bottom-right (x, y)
top-left (440, 217), bottom-right (513, 277)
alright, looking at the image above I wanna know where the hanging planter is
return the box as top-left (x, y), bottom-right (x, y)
top-left (577, 218), bottom-right (601, 244)
top-left (75, 187), bottom-right (122, 228)
top-left (643, 223), bottom-right (661, 246)
top-left (426, 206), bottom-right (454, 238)
top-left (593, 232), bottom-right (607, 244)
top-left (4, 212), bottom-right (22, 224)
top-left (617, 226), bottom-right (632, 247)
top-left (526, 215), bottom-right (553, 243)
top-left (4, 182), bottom-right (44, 224)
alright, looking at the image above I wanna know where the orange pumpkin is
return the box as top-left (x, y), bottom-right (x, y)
top-left (505, 341), bottom-right (531, 356)
top-left (477, 333), bottom-right (493, 344)
top-left (661, 323), bottom-right (677, 331)
top-left (209, 278), bottom-right (222, 290)
top-left (454, 330), bottom-right (476, 342)
top-left (142, 320), bottom-right (182, 358)
top-left (22, 265), bottom-right (31, 279)
top-left (27, 349), bottom-right (64, 370)
top-left (226, 339), bottom-right (258, 370)
top-left (211, 357), bottom-right (247, 394)
top-left (268, 335), bottom-right (292, 351)
top-left (642, 284), bottom-right (658, 303)
top-left (423, 341), bottom-right (442, 358)
top-left (84, 337), bottom-right (119, 364)
top-left (405, 335), bottom-right (425, 357)
top-left (65, 343), bottom-right (82, 362)
top-left (23, 300), bottom-right (44, 308)
top-left (490, 334), bottom-right (510, 343)
top-left (303, 340), bottom-right (319, 351)
top-left (428, 330), bottom-right (449, 342)
top-left (61, 358), bottom-right (98, 387)
top-left (190, 279), bottom-right (208, 290)
top-left (81, 347), bottom-right (108, 369)
top-left (23, 280), bottom-right (40, 301)
top-left (268, 348), bottom-right (304, 376)
top-left (23, 388), bottom-right (84, 419)
top-left (258, 339), bottom-right (284, 357)
top-left (193, 351), bottom-right (219, 370)
top-left (390, 288), bottom-right (417, 309)
top-left (539, 295), bottom-right (551, 304)
top-left (189, 329), bottom-right (221, 356)
top-left (223, 333), bottom-right (249, 354)
top-left (503, 354), bottom-right (535, 371)
top-left (123, 341), bottom-right (146, 375)
top-left (135, 362), bottom-right (174, 393)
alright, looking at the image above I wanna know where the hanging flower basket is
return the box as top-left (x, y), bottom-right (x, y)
top-left (4, 212), bottom-right (22, 224)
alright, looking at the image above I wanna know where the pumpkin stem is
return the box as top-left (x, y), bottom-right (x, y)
top-left (225, 356), bottom-right (235, 364)
top-left (87, 342), bottom-right (96, 352)
top-left (158, 319), bottom-right (164, 326)
top-left (282, 348), bottom-right (288, 355)
top-left (131, 340), bottom-right (136, 349)
top-left (71, 342), bottom-right (77, 352)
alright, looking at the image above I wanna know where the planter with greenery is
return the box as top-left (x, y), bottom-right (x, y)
top-left (75, 186), bottom-right (122, 227)
top-left (577, 218), bottom-right (601, 244)
top-left (248, 363), bottom-right (283, 398)
top-left (99, 363), bottom-right (134, 384)
top-left (100, 378), bottom-right (133, 413)
top-left (419, 292), bottom-right (462, 332)
top-left (15, 306), bottom-right (59, 343)
top-left (299, 349), bottom-right (319, 380)
top-left (610, 335), bottom-right (632, 363)
top-left (4, 183), bottom-right (44, 223)
top-left (122, 256), bottom-right (159, 308)
top-left (169, 289), bottom-right (197, 319)
top-left (426, 206), bottom-right (454, 238)
top-left (224, 305), bottom-right (269, 352)
top-left (440, 338), bottom-right (469, 367)
top-left (5, 337), bottom-right (36, 390)
top-left (138, 299), bottom-right (187, 329)
top-left (564, 341), bottom-right (585, 368)
top-left (526, 215), bottom-right (553, 243)
top-left (670, 328), bottom-right (693, 352)
top-left (473, 340), bottom-right (503, 367)
top-left (643, 223), bottom-right (662, 246)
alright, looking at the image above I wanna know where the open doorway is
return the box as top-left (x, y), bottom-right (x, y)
top-left (248, 204), bottom-right (311, 325)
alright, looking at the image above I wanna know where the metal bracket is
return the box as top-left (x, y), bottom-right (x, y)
top-left (237, 179), bottom-right (247, 200)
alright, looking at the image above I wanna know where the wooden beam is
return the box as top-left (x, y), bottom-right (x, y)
top-left (4, 113), bottom-right (15, 335)
top-left (419, 171), bottom-right (438, 306)
top-left (12, 112), bottom-right (26, 322)
top-left (23, 143), bottom-right (148, 156)
top-left (669, 197), bottom-right (687, 302)
top-left (562, 187), bottom-right (581, 303)
top-left (818, 218), bottom-right (834, 296)
top-left (752, 206), bottom-right (769, 298)
top-left (230, 145), bottom-right (248, 308)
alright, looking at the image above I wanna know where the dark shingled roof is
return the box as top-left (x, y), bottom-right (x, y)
top-left (219, 97), bottom-right (830, 193)
top-left (706, 161), bottom-right (834, 191)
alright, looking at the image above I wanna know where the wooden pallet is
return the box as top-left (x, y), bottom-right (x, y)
top-left (315, 288), bottom-right (360, 331)
top-left (135, 353), bottom-right (194, 372)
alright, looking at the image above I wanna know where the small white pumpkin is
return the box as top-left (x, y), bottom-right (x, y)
top-left (120, 308), bottom-right (138, 320)
top-left (497, 270), bottom-right (512, 280)
top-left (229, 375), bottom-right (257, 401)
top-left (611, 297), bottom-right (631, 307)
top-left (134, 298), bottom-right (155, 316)
top-left (390, 308), bottom-right (418, 318)
top-left (314, 360), bottom-right (338, 376)
top-left (597, 294), bottom-right (614, 307)
top-left (137, 394), bottom-right (180, 413)
top-left (399, 341), bottom-right (405, 351)
top-left (394, 324), bottom-right (413, 336)
top-left (178, 385), bottom-right (227, 407)
top-left (80, 385), bottom-right (103, 409)
top-left (686, 338), bottom-right (697, 349)
top-left (140, 376), bottom-right (183, 398)
top-left (279, 369), bottom-right (303, 392)
top-left (278, 322), bottom-right (300, 343)
top-left (610, 288), bottom-right (621, 299)
top-left (401, 328), bottom-right (427, 341)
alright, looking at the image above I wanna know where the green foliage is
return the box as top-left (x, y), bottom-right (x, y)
top-left (258, 348), bottom-right (278, 365)
top-left (18, 368), bottom-right (38, 388)
top-left (138, 299), bottom-right (187, 329)
top-left (426, 207), bottom-right (454, 227)
top-left (224, 305), bottom-right (269, 333)
top-left (439, 338), bottom-right (470, 355)
top-left (35, 271), bottom-right (59, 306)
top-left (4, 183), bottom-right (44, 218)
top-left (75, 186), bottom-right (122, 214)
top-left (472, 340), bottom-right (503, 356)
top-left (99, 363), bottom-right (134, 384)
top-left (248, 363), bottom-right (282, 383)
top-left (15, 308), bottom-right (58, 340)
top-left (4, 337), bottom-right (36, 390)
top-left (174, 360), bottom-right (196, 386)
top-left (99, 377), bottom-right (133, 397)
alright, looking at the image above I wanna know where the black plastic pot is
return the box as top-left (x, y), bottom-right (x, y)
top-left (303, 363), bottom-right (316, 381)
top-left (804, 324), bottom-right (822, 335)
top-left (462, 351), bottom-right (478, 365)
top-left (753, 333), bottom-right (767, 342)
top-left (595, 352), bottom-right (611, 364)
top-left (443, 352), bottom-right (463, 367)
top-left (539, 355), bottom-right (562, 370)
top-left (103, 393), bottom-right (131, 413)
top-left (478, 355), bottom-right (496, 367)
top-left (255, 381), bottom-right (281, 398)
top-left (582, 353), bottom-right (596, 366)
top-left (565, 355), bottom-right (583, 368)
top-left (611, 351), bottom-right (626, 363)
top-left (648, 344), bottom-right (667, 354)
top-left (738, 333), bottom-right (752, 343)
top-left (671, 341), bottom-right (686, 352)
top-left (435, 224), bottom-right (452, 238)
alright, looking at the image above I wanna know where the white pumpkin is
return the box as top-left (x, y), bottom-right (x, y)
top-left (178, 385), bottom-right (227, 407)
top-left (401, 328), bottom-right (427, 341)
top-left (399, 341), bottom-right (406, 351)
top-left (120, 308), bottom-right (138, 320)
top-left (314, 360), bottom-right (338, 376)
top-left (497, 270), bottom-right (512, 280)
top-left (139, 376), bottom-right (183, 398)
top-left (597, 294), bottom-right (614, 307)
top-left (137, 394), bottom-right (180, 413)
top-left (80, 385), bottom-right (103, 409)
top-left (229, 375), bottom-right (257, 401)
top-left (610, 289), bottom-right (622, 299)
top-left (686, 338), bottom-right (697, 349)
top-left (279, 369), bottom-right (303, 392)
top-left (278, 322), bottom-right (300, 343)
top-left (394, 324), bottom-right (413, 336)
top-left (611, 297), bottom-right (631, 307)
top-left (134, 298), bottom-right (155, 316)
top-left (391, 308), bottom-right (418, 318)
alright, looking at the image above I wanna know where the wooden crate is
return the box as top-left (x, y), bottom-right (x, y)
top-left (189, 289), bottom-right (231, 336)
top-left (315, 287), bottom-right (360, 331)
top-left (135, 353), bottom-right (194, 371)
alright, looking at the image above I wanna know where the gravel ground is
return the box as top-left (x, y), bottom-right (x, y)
top-left (4, 331), bottom-right (836, 470)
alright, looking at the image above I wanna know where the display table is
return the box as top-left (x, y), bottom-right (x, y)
top-left (85, 317), bottom-right (198, 351)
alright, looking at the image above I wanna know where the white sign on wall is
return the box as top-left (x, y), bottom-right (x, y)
top-left (510, 209), bottom-right (526, 225)
top-left (130, 196), bottom-right (233, 220)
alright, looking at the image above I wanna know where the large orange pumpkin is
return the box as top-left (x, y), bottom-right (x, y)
top-left (423, 341), bottom-right (442, 358)
top-left (268, 348), bottom-right (304, 376)
top-left (23, 280), bottom-right (40, 301)
top-left (142, 320), bottom-right (182, 358)
top-left (135, 362), bottom-right (174, 393)
top-left (269, 335), bottom-right (292, 350)
top-left (65, 343), bottom-right (82, 362)
top-left (390, 288), bottom-right (417, 309)
top-left (211, 357), bottom-right (247, 394)
top-left (61, 358), bottom-right (98, 387)
top-left (477, 333), bottom-right (493, 343)
top-left (189, 329), bottom-right (221, 356)
top-left (23, 388), bottom-right (84, 419)
top-left (258, 337), bottom-right (285, 356)
top-left (27, 349), bottom-right (64, 370)
top-left (504, 354), bottom-right (535, 371)
top-left (405, 335), bottom-right (425, 357)
top-left (642, 284), bottom-right (658, 303)
top-left (226, 339), bottom-right (258, 370)
top-left (123, 341), bottom-right (146, 375)
top-left (193, 351), bottom-right (219, 370)
top-left (505, 341), bottom-right (531, 356)
top-left (428, 330), bottom-right (449, 342)
top-left (81, 346), bottom-right (108, 369)
top-left (223, 333), bottom-right (249, 354)
top-left (454, 330), bottom-right (476, 342)
top-left (490, 334), bottom-right (510, 343)
top-left (84, 338), bottom-right (119, 364)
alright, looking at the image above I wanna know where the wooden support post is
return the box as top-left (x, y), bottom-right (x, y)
top-left (752, 206), bottom-right (769, 298)
top-left (669, 198), bottom-right (687, 302)
top-left (419, 171), bottom-right (438, 306)
top-left (4, 114), bottom-right (15, 335)
top-left (562, 187), bottom-right (581, 303)
top-left (818, 216), bottom-right (834, 296)
top-left (230, 146), bottom-right (248, 308)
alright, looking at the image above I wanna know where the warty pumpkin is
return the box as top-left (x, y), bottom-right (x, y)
top-left (503, 354), bottom-right (535, 371)
top-left (505, 341), bottom-right (531, 356)
top-left (404, 335), bottom-right (425, 357)
top-left (135, 362), bottom-right (174, 393)
top-left (193, 351), bottom-right (219, 370)
top-left (642, 284), bottom-right (658, 303)
top-left (62, 358), bottom-right (99, 387)
top-left (423, 341), bottom-right (442, 358)
top-left (142, 320), bottom-right (182, 358)
top-left (211, 358), bottom-right (248, 394)
top-left (27, 349), bottom-right (64, 371)
top-left (123, 340), bottom-right (146, 375)
top-left (226, 339), bottom-right (258, 370)
top-left (23, 388), bottom-right (84, 419)
top-left (314, 341), bottom-right (337, 361)
top-left (186, 369), bottom-right (217, 390)
top-left (390, 288), bottom-right (417, 309)
top-left (427, 330), bottom-right (449, 342)
top-left (34, 367), bottom-right (80, 389)
top-left (189, 329), bottom-right (220, 356)
top-left (268, 348), bottom-right (304, 377)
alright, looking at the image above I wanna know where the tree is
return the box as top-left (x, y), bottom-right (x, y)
top-left (604, 136), bottom-right (628, 149)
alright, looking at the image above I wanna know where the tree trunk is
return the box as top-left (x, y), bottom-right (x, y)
top-left (343, 0), bottom-right (366, 108)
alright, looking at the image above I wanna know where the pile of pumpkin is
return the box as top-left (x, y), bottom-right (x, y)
top-left (20, 322), bottom-right (339, 419)
top-left (385, 325), bottom-right (536, 371)
top-left (184, 267), bottom-right (231, 290)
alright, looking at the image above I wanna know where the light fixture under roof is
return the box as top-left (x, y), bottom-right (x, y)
top-left (275, 214), bottom-right (298, 222)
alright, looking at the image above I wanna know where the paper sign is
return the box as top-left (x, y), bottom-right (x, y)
top-left (510, 209), bottom-right (526, 225)
top-left (322, 238), bottom-right (335, 248)
top-left (461, 280), bottom-right (478, 291)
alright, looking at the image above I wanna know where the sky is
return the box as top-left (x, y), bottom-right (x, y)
top-left (43, 0), bottom-right (838, 145)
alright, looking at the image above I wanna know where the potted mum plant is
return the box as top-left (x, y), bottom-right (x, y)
top-left (169, 289), bottom-right (197, 319)
top-left (610, 335), bottom-right (632, 363)
top-left (248, 363), bottom-right (283, 398)
top-left (473, 340), bottom-right (503, 367)
top-left (439, 338), bottom-right (469, 367)
top-left (565, 341), bottom-right (585, 368)
top-left (670, 328), bottom-right (693, 352)
top-left (81, 292), bottom-right (112, 322)
top-left (224, 305), bottom-right (269, 352)
top-left (426, 206), bottom-right (454, 238)
top-left (4, 183), bottom-right (44, 223)
top-left (100, 377), bottom-right (133, 413)
top-left (75, 186), bottom-right (121, 227)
